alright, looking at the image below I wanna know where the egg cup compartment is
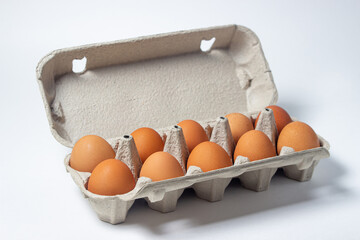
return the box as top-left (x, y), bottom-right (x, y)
top-left (192, 178), bottom-right (232, 202)
top-left (283, 160), bottom-right (320, 182)
top-left (238, 168), bottom-right (277, 192)
top-left (280, 145), bottom-right (323, 182)
top-left (38, 25), bottom-right (331, 225)
top-left (89, 197), bottom-right (135, 224)
top-left (145, 189), bottom-right (184, 213)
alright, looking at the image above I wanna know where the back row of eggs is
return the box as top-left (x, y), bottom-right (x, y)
top-left (69, 105), bottom-right (320, 196)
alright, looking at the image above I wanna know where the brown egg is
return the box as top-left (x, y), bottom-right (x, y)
top-left (277, 121), bottom-right (320, 154)
top-left (139, 152), bottom-right (184, 181)
top-left (70, 135), bottom-right (115, 172)
top-left (234, 130), bottom-right (276, 162)
top-left (131, 127), bottom-right (164, 163)
top-left (187, 141), bottom-right (232, 172)
top-left (178, 120), bottom-right (208, 153)
top-left (87, 159), bottom-right (136, 196)
top-left (225, 113), bottom-right (254, 144)
top-left (255, 105), bottom-right (292, 134)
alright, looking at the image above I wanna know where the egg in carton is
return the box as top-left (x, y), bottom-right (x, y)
top-left (36, 25), bottom-right (330, 225)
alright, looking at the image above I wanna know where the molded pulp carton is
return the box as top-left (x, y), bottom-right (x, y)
top-left (36, 25), bottom-right (330, 224)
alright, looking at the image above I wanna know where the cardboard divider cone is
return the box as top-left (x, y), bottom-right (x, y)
top-left (163, 125), bottom-right (189, 174)
top-left (255, 108), bottom-right (278, 146)
top-left (115, 135), bottom-right (142, 180)
top-left (210, 117), bottom-right (235, 158)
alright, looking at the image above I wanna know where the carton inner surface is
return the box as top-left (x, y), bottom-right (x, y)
top-left (39, 25), bottom-right (277, 146)
top-left (54, 49), bottom-right (270, 145)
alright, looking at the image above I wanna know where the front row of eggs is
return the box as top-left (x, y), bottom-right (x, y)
top-left (85, 141), bottom-right (231, 196)
top-left (69, 105), bottom-right (320, 196)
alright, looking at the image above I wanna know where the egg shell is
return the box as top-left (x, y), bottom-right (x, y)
top-left (88, 159), bottom-right (136, 196)
top-left (255, 105), bottom-right (292, 134)
top-left (140, 152), bottom-right (184, 181)
top-left (131, 127), bottom-right (164, 163)
top-left (225, 113), bottom-right (254, 144)
top-left (234, 130), bottom-right (276, 162)
top-left (277, 121), bottom-right (320, 154)
top-left (178, 120), bottom-right (209, 153)
top-left (187, 141), bottom-right (232, 172)
top-left (70, 135), bottom-right (115, 172)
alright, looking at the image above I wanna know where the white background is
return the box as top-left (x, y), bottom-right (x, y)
top-left (1, 1), bottom-right (359, 239)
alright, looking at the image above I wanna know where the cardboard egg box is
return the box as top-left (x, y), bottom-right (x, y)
top-left (36, 24), bottom-right (330, 224)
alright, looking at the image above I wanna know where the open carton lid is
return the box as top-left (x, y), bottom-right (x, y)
top-left (36, 24), bottom-right (278, 147)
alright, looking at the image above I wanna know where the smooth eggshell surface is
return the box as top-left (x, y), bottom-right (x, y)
top-left (187, 141), bottom-right (232, 172)
top-left (225, 113), bottom-right (254, 144)
top-left (234, 130), bottom-right (276, 162)
top-left (70, 135), bottom-right (115, 172)
top-left (277, 121), bottom-right (320, 154)
top-left (178, 120), bottom-right (208, 153)
top-left (139, 152), bottom-right (184, 181)
top-left (87, 159), bottom-right (136, 196)
top-left (131, 127), bottom-right (164, 163)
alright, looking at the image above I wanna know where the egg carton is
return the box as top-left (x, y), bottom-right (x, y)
top-left (36, 25), bottom-right (330, 224)
top-left (63, 109), bottom-right (329, 224)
